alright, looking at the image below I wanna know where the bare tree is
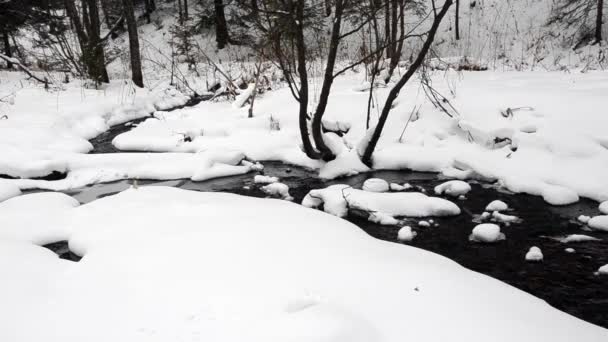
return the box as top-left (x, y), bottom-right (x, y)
top-left (215, 0), bottom-right (230, 49)
top-left (361, 0), bottom-right (453, 166)
top-left (455, 0), bottom-right (460, 40)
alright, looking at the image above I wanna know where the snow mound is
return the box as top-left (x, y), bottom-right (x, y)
top-left (525, 247), bottom-right (543, 262)
top-left (558, 234), bottom-right (601, 243)
top-left (486, 200), bottom-right (508, 212)
top-left (369, 212), bottom-right (400, 225)
top-left (598, 265), bottom-right (608, 276)
top-left (261, 182), bottom-right (293, 201)
top-left (254, 175), bottom-right (279, 184)
top-left (302, 185), bottom-right (461, 219)
top-left (0, 182), bottom-right (21, 202)
top-left (491, 211), bottom-right (521, 224)
top-left (578, 215), bottom-right (591, 224)
top-left (565, 248), bottom-right (576, 254)
top-left (599, 201), bottom-right (608, 215)
top-left (434, 180), bottom-right (471, 197)
top-left (1, 187), bottom-right (606, 341)
top-left (362, 178), bottom-right (389, 193)
top-left (588, 216), bottom-right (608, 232)
top-left (470, 224), bottom-right (505, 243)
top-left (397, 226), bottom-right (417, 242)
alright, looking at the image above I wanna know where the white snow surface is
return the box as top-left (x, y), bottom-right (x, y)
top-left (486, 200), bottom-right (508, 212)
top-left (434, 180), bottom-right (472, 197)
top-left (470, 224), bottom-right (505, 243)
top-left (557, 235), bottom-right (601, 243)
top-left (588, 216), bottom-right (608, 232)
top-left (598, 265), bottom-right (608, 276)
top-left (2, 71), bottom-right (608, 206)
top-left (0, 187), bottom-right (606, 342)
top-left (302, 185), bottom-right (461, 219)
top-left (254, 175), bottom-right (279, 184)
top-left (261, 182), bottom-right (293, 200)
top-left (0, 182), bottom-right (21, 202)
top-left (525, 247), bottom-right (544, 262)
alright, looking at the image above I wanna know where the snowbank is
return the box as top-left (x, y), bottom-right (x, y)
top-left (588, 216), bottom-right (608, 232)
top-left (0, 182), bottom-right (21, 202)
top-left (525, 247), bottom-right (544, 262)
top-left (0, 187), bottom-right (606, 342)
top-left (434, 180), bottom-right (471, 197)
top-left (486, 200), bottom-right (508, 212)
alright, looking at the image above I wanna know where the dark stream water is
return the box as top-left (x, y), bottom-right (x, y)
top-left (38, 120), bottom-right (608, 329)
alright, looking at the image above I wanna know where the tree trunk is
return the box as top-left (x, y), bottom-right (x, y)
top-left (177, 0), bottom-right (183, 24)
top-left (294, 0), bottom-right (320, 160)
top-left (311, 0), bottom-right (345, 160)
top-left (362, 0), bottom-right (453, 166)
top-left (214, 0), bottom-right (230, 49)
top-left (150, 0), bottom-right (156, 11)
top-left (390, 0), bottom-right (398, 58)
top-left (84, 0), bottom-right (110, 83)
top-left (455, 0), bottom-right (460, 40)
top-left (384, 0), bottom-right (391, 58)
top-left (184, 0), bottom-right (189, 20)
top-left (2, 31), bottom-right (12, 69)
top-left (100, 0), bottom-right (114, 30)
top-left (596, 0), bottom-right (604, 43)
top-left (144, 0), bottom-right (151, 24)
top-left (122, 0), bottom-right (144, 87)
top-left (385, 0), bottom-right (405, 83)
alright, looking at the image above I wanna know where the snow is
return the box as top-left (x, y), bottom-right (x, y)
top-left (397, 226), bottom-right (416, 242)
top-left (362, 178), bottom-right (389, 193)
top-left (261, 182), bottom-right (293, 201)
top-left (599, 201), bottom-right (608, 215)
top-left (0, 187), bottom-right (605, 342)
top-left (578, 215), bottom-right (591, 224)
top-left (557, 235), bottom-right (601, 243)
top-left (588, 216), bottom-right (608, 232)
top-left (418, 220), bottom-right (431, 228)
top-left (368, 212), bottom-right (400, 225)
top-left (565, 248), bottom-right (576, 254)
top-left (390, 183), bottom-right (412, 191)
top-left (525, 247), bottom-right (544, 262)
top-left (598, 265), bottom-right (608, 276)
top-left (486, 200), bottom-right (508, 212)
top-left (0, 182), bottom-right (21, 202)
top-left (302, 185), bottom-right (461, 219)
top-left (254, 175), bottom-right (279, 184)
top-left (434, 180), bottom-right (472, 197)
top-left (491, 211), bottom-right (521, 224)
top-left (470, 224), bottom-right (505, 243)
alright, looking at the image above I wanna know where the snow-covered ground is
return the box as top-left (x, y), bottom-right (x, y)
top-left (0, 186), bottom-right (606, 342)
top-left (4, 69), bottom-right (607, 207)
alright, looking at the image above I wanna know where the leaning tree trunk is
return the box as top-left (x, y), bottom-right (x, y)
top-left (122, 0), bottom-right (144, 87)
top-left (596, 0), bottom-right (604, 43)
top-left (2, 31), bottom-right (12, 69)
top-left (361, 0), bottom-right (453, 166)
top-left (214, 0), bottom-right (230, 49)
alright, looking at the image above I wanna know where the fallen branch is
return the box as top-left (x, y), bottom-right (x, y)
top-left (0, 54), bottom-right (48, 85)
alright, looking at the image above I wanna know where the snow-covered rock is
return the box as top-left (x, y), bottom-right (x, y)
top-left (578, 215), bottom-right (591, 224)
top-left (565, 248), bottom-right (576, 254)
top-left (0, 183), bottom-right (21, 202)
top-left (434, 180), bottom-right (471, 197)
top-left (525, 247), bottom-right (543, 262)
top-left (491, 211), bottom-right (521, 224)
top-left (261, 182), bottom-right (293, 201)
top-left (557, 234), bottom-right (601, 243)
top-left (597, 264), bottom-right (608, 275)
top-left (362, 178), bottom-right (389, 193)
top-left (397, 226), bottom-right (417, 242)
top-left (389, 183), bottom-right (412, 191)
top-left (588, 216), bottom-right (608, 232)
top-left (254, 175), bottom-right (279, 184)
top-left (470, 223), bottom-right (505, 243)
top-left (599, 201), bottom-right (608, 215)
top-left (418, 220), bottom-right (431, 228)
top-left (369, 212), bottom-right (399, 225)
top-left (486, 200), bottom-right (508, 212)
top-left (302, 185), bottom-right (460, 219)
